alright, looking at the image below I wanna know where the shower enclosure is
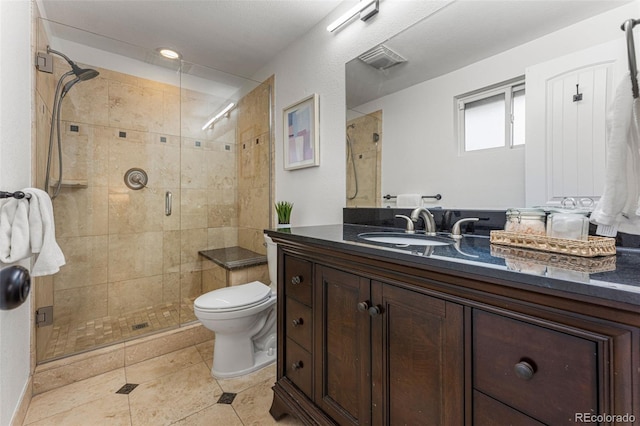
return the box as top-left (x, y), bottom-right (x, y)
top-left (34, 19), bottom-right (273, 363)
top-left (346, 110), bottom-right (382, 207)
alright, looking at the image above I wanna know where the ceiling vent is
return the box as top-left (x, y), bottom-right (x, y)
top-left (358, 45), bottom-right (407, 70)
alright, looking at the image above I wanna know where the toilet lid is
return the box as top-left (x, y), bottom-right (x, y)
top-left (194, 281), bottom-right (272, 311)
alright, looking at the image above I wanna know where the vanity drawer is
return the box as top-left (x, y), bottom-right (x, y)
top-left (285, 338), bottom-right (312, 398)
top-left (283, 255), bottom-right (312, 306)
top-left (473, 309), bottom-right (598, 425)
top-left (285, 297), bottom-right (312, 351)
top-left (473, 390), bottom-right (545, 426)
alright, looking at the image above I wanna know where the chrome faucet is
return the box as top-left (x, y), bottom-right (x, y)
top-left (410, 207), bottom-right (436, 236)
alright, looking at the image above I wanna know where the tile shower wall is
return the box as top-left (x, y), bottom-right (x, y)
top-left (33, 41), bottom-right (272, 361)
top-left (237, 77), bottom-right (273, 256)
top-left (346, 111), bottom-right (382, 208)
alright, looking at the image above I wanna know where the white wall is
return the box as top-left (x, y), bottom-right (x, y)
top-left (256, 0), bottom-right (640, 217)
top-left (0, 0), bottom-right (34, 424)
top-left (253, 0), bottom-right (452, 225)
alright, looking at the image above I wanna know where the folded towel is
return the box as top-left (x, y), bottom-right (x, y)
top-left (0, 198), bottom-right (31, 263)
top-left (396, 194), bottom-right (422, 208)
top-left (23, 188), bottom-right (65, 276)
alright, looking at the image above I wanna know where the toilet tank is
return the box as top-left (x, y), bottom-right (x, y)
top-left (264, 234), bottom-right (277, 289)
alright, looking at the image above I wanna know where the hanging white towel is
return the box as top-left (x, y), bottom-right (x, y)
top-left (590, 74), bottom-right (640, 236)
top-left (0, 198), bottom-right (31, 263)
top-left (23, 188), bottom-right (65, 276)
top-left (396, 194), bottom-right (422, 208)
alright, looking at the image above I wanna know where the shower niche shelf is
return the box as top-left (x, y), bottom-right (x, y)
top-left (49, 180), bottom-right (88, 189)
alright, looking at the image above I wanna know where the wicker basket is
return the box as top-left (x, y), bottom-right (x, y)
top-left (490, 245), bottom-right (617, 273)
top-left (489, 230), bottom-right (616, 258)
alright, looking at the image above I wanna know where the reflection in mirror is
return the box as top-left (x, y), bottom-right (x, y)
top-left (346, 111), bottom-right (382, 207)
top-left (346, 0), bottom-right (635, 209)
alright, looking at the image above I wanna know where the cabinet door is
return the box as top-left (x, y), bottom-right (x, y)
top-left (315, 266), bottom-right (371, 426)
top-left (371, 282), bottom-right (464, 425)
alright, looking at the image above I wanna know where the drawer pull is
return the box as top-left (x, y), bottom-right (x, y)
top-left (292, 318), bottom-right (303, 327)
top-left (369, 305), bottom-right (384, 317)
top-left (291, 275), bottom-right (302, 285)
top-left (357, 301), bottom-right (370, 312)
top-left (292, 361), bottom-right (303, 370)
top-left (514, 360), bottom-right (536, 380)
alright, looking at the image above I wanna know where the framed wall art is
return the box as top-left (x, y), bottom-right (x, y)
top-left (283, 94), bottom-right (319, 170)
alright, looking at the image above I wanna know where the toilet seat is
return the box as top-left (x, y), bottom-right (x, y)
top-left (194, 281), bottom-right (272, 313)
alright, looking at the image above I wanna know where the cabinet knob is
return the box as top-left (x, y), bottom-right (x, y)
top-left (514, 360), bottom-right (536, 380)
top-left (368, 305), bottom-right (384, 317)
top-left (292, 318), bottom-right (303, 327)
top-left (291, 275), bottom-right (302, 285)
top-left (292, 361), bottom-right (303, 370)
top-left (357, 301), bottom-right (370, 312)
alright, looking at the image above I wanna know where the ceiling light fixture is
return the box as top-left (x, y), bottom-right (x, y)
top-left (157, 48), bottom-right (181, 60)
top-left (326, 0), bottom-right (379, 32)
top-left (202, 102), bottom-right (235, 130)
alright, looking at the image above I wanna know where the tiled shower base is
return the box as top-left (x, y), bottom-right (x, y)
top-left (41, 297), bottom-right (198, 361)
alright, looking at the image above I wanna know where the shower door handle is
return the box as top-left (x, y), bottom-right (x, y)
top-left (165, 191), bottom-right (172, 216)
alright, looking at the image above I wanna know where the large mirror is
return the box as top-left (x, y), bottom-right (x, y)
top-left (346, 0), bottom-right (635, 209)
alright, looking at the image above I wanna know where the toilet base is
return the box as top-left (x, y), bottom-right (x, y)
top-left (211, 346), bottom-right (277, 379)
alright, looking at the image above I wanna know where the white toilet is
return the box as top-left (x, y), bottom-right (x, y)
top-left (194, 234), bottom-right (278, 379)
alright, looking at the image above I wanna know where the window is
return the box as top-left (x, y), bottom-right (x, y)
top-left (457, 79), bottom-right (525, 152)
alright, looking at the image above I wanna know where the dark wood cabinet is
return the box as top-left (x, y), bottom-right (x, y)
top-left (269, 238), bottom-right (639, 425)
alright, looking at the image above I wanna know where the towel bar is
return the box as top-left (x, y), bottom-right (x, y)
top-left (0, 191), bottom-right (31, 200)
top-left (383, 193), bottom-right (442, 201)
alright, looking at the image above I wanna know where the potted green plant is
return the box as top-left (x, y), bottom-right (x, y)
top-left (275, 201), bottom-right (293, 228)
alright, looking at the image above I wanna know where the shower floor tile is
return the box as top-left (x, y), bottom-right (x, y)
top-left (41, 298), bottom-right (197, 361)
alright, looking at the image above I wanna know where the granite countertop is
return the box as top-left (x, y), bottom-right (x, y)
top-left (265, 224), bottom-right (640, 307)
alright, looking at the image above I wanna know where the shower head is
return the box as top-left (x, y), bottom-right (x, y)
top-left (76, 67), bottom-right (99, 81)
top-left (47, 46), bottom-right (100, 81)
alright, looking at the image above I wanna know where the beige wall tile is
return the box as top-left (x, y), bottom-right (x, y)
top-left (108, 232), bottom-right (163, 282)
top-left (108, 80), bottom-right (165, 133)
top-left (163, 231), bottom-right (181, 274)
top-left (181, 188), bottom-right (208, 230)
top-left (180, 269), bottom-right (203, 299)
top-left (54, 283), bottom-right (108, 325)
top-left (202, 263), bottom-right (226, 293)
top-left (53, 186), bottom-right (109, 238)
top-left (162, 272), bottom-right (181, 303)
top-left (108, 189), bottom-right (165, 234)
top-left (54, 235), bottom-right (108, 290)
top-left (108, 275), bottom-right (164, 317)
top-left (207, 226), bottom-right (238, 250)
top-left (59, 75), bottom-right (110, 128)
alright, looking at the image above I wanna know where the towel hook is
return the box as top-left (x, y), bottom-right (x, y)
top-left (573, 84), bottom-right (583, 102)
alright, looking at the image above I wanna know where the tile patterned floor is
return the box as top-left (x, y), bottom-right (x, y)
top-left (24, 342), bottom-right (304, 425)
top-left (42, 298), bottom-right (198, 361)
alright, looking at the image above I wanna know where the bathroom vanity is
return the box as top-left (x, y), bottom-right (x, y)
top-left (267, 224), bottom-right (640, 425)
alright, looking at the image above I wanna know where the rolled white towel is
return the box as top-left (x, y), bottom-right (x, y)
top-left (396, 194), bottom-right (422, 208)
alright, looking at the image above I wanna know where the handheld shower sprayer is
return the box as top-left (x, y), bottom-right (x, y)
top-left (43, 47), bottom-right (100, 199)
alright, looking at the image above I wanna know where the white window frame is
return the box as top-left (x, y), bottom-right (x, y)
top-left (456, 77), bottom-right (525, 154)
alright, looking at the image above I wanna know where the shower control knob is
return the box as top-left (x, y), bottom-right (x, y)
top-left (292, 318), bottom-right (303, 327)
top-left (292, 361), bottom-right (303, 371)
top-left (291, 275), bottom-right (302, 285)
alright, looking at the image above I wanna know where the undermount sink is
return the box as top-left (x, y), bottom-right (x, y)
top-left (357, 232), bottom-right (455, 247)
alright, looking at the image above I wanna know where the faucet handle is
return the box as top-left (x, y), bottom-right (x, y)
top-left (395, 215), bottom-right (415, 234)
top-left (451, 218), bottom-right (480, 239)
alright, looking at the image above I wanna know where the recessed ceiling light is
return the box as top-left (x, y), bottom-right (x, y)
top-left (157, 48), bottom-right (181, 60)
